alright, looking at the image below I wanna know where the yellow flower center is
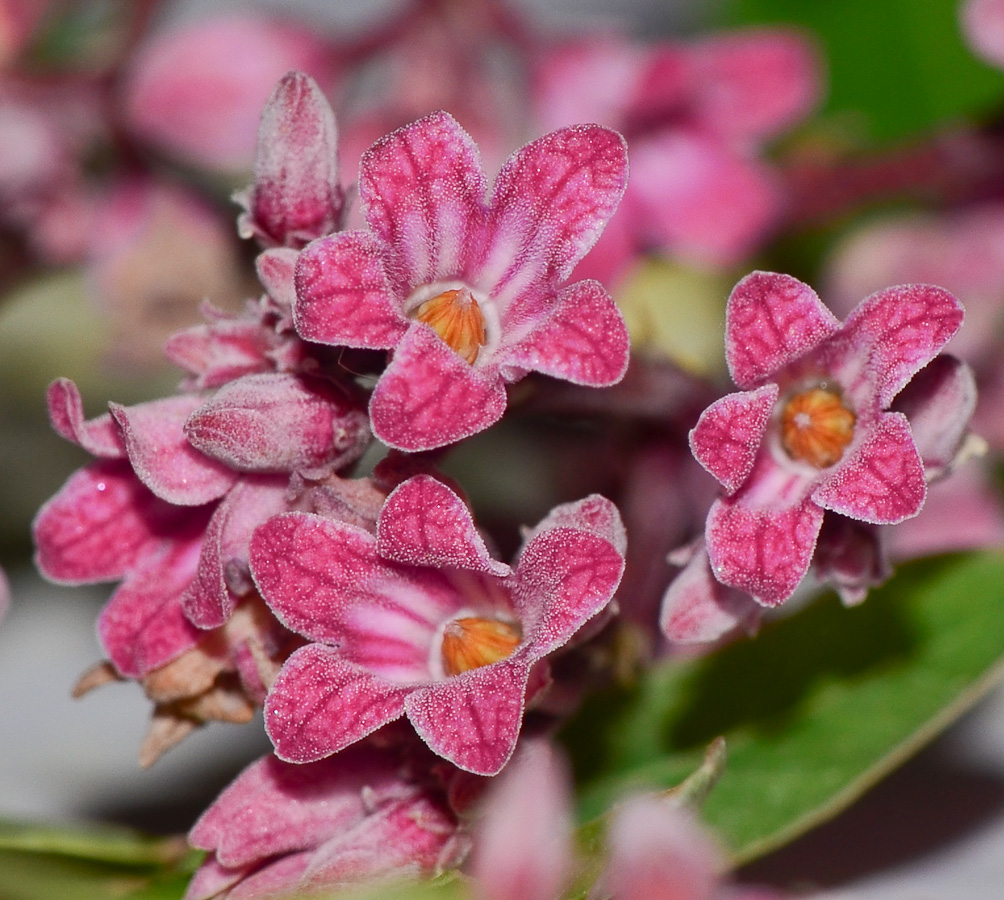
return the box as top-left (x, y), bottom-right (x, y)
top-left (780, 387), bottom-right (856, 468)
top-left (441, 616), bottom-right (522, 676)
top-left (413, 288), bottom-right (487, 364)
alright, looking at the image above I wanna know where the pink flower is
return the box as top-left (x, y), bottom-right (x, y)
top-left (250, 475), bottom-right (626, 775)
top-left (687, 272), bottom-right (964, 606)
top-left (534, 29), bottom-right (819, 281)
top-left (293, 110), bottom-right (630, 451)
top-left (186, 736), bottom-right (469, 900)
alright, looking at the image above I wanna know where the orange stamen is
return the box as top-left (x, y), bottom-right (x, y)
top-left (441, 616), bottom-right (521, 676)
top-left (413, 288), bottom-right (487, 364)
top-left (780, 387), bottom-right (856, 469)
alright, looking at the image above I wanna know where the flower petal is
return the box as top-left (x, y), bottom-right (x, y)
top-left (250, 512), bottom-right (380, 645)
top-left (377, 475), bottom-right (510, 576)
top-left (405, 661), bottom-right (530, 775)
top-left (706, 494), bottom-right (824, 605)
top-left (46, 378), bottom-right (125, 458)
top-left (482, 124), bottom-right (628, 299)
top-left (294, 230), bottom-right (407, 349)
top-left (725, 271), bottom-right (840, 389)
top-left (523, 494), bottom-right (627, 556)
top-left (369, 325), bottom-right (508, 451)
top-left (838, 284), bottom-right (964, 408)
top-left (689, 383), bottom-right (779, 494)
top-left (515, 528), bottom-right (624, 657)
top-left (265, 645), bottom-right (407, 763)
top-left (499, 279), bottom-right (629, 387)
top-left (110, 397), bottom-right (238, 506)
top-left (660, 545), bottom-right (762, 643)
top-left (359, 110), bottom-right (487, 291)
top-left (812, 412), bottom-right (926, 524)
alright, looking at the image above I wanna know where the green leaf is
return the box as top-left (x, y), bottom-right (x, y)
top-left (0, 821), bottom-right (187, 867)
top-left (725, 0), bottom-right (1004, 143)
top-left (562, 552), bottom-right (1004, 863)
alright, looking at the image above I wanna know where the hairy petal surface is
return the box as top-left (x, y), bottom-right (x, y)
top-left (690, 384), bottom-right (779, 494)
top-left (265, 646), bottom-right (406, 763)
top-left (46, 378), bottom-right (125, 458)
top-left (500, 279), bottom-right (629, 386)
top-left (369, 325), bottom-right (508, 451)
top-left (360, 110), bottom-right (487, 291)
top-left (294, 231), bottom-right (406, 348)
top-left (377, 476), bottom-right (509, 576)
top-left (706, 495), bottom-right (824, 605)
top-left (726, 271), bottom-right (840, 388)
top-left (405, 661), bottom-right (530, 775)
top-left (812, 413), bottom-right (926, 524)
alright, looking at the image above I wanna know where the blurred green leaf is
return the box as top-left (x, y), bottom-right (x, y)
top-left (0, 821), bottom-right (186, 867)
top-left (562, 552), bottom-right (1004, 863)
top-left (727, 0), bottom-right (1004, 143)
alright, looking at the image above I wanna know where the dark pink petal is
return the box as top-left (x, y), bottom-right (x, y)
top-left (237, 72), bottom-right (344, 248)
top-left (184, 856), bottom-right (248, 900)
top-left (812, 412), bottom-right (926, 524)
top-left (601, 797), bottom-right (722, 900)
top-left (405, 661), bottom-right (530, 775)
top-left (689, 384), bottom-right (779, 494)
top-left (515, 529), bottom-right (624, 657)
top-left (227, 854), bottom-right (311, 900)
top-left (250, 513), bottom-right (380, 645)
top-left (293, 231), bottom-right (407, 349)
top-left (813, 516), bottom-right (889, 607)
top-left (471, 740), bottom-right (574, 900)
top-left (726, 271), bottom-right (840, 389)
top-left (483, 125), bottom-right (628, 296)
top-left (892, 355), bottom-right (976, 474)
top-left (660, 546), bottom-right (761, 643)
top-left (185, 374), bottom-right (370, 474)
top-left (46, 378), bottom-right (125, 458)
top-left (111, 397), bottom-right (238, 506)
top-left (377, 475), bottom-right (509, 576)
top-left (183, 476), bottom-right (290, 629)
top-left (690, 30), bottom-right (820, 141)
top-left (98, 527), bottom-right (207, 677)
top-left (839, 284), bottom-right (964, 408)
top-left (706, 495), bottom-right (824, 605)
top-left (33, 461), bottom-right (178, 583)
top-left (359, 111), bottom-right (487, 290)
top-left (523, 494), bottom-right (627, 556)
top-left (500, 280), bottom-right (629, 387)
top-left (165, 317), bottom-right (274, 391)
top-left (369, 325), bottom-right (508, 451)
top-left (265, 645), bottom-right (407, 763)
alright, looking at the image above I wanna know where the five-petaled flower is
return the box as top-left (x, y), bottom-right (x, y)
top-left (689, 271), bottom-right (964, 605)
top-left (250, 474), bottom-right (626, 775)
top-left (293, 110), bottom-right (630, 451)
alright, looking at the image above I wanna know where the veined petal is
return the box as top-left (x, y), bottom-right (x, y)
top-left (514, 528), bottom-right (624, 657)
top-left (369, 325), bottom-right (507, 451)
top-left (838, 284), bottom-right (964, 408)
top-left (499, 279), bottom-right (629, 387)
top-left (377, 475), bottom-right (510, 576)
top-left (111, 397), bottom-right (238, 506)
top-left (522, 494), bottom-right (627, 556)
top-left (265, 646), bottom-right (407, 763)
top-left (46, 378), bottom-right (125, 458)
top-left (250, 512), bottom-right (381, 645)
top-left (360, 111), bottom-right (487, 291)
top-left (294, 231), bottom-right (407, 349)
top-left (706, 495), bottom-right (824, 605)
top-left (33, 461), bottom-right (180, 583)
top-left (98, 528), bottom-right (206, 678)
top-left (726, 271), bottom-right (840, 388)
top-left (405, 661), bottom-right (530, 775)
top-left (689, 384), bottom-right (779, 494)
top-left (481, 125), bottom-right (628, 301)
top-left (812, 412), bottom-right (926, 524)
